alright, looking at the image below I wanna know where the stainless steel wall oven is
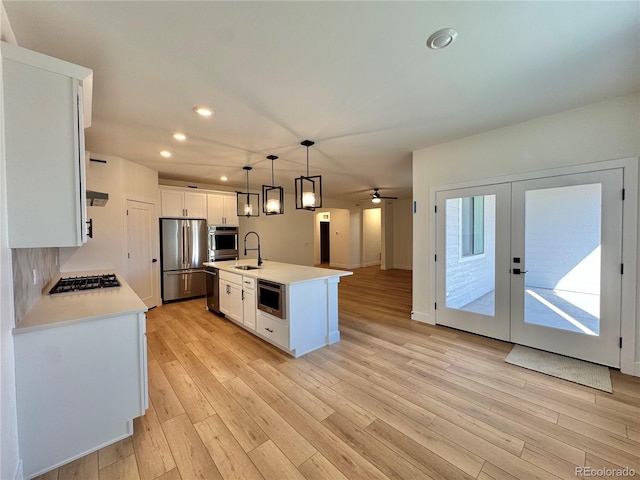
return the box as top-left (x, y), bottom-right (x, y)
top-left (208, 226), bottom-right (238, 261)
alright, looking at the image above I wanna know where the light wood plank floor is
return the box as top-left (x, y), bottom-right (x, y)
top-left (37, 266), bottom-right (640, 480)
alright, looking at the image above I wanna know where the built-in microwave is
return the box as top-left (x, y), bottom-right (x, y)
top-left (257, 279), bottom-right (286, 319)
top-left (208, 226), bottom-right (238, 261)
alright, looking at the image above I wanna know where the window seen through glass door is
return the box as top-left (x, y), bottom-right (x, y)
top-left (446, 195), bottom-right (496, 316)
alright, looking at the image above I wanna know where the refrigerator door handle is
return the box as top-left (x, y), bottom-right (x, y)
top-left (186, 222), bottom-right (192, 267)
top-left (181, 223), bottom-right (187, 268)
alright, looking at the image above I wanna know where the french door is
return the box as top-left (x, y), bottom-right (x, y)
top-left (435, 169), bottom-right (623, 367)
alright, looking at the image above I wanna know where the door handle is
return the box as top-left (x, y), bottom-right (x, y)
top-left (512, 268), bottom-right (528, 275)
top-left (152, 258), bottom-right (158, 263)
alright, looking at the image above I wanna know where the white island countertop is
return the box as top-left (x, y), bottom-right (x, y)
top-left (13, 270), bottom-right (147, 335)
top-left (204, 259), bottom-right (353, 285)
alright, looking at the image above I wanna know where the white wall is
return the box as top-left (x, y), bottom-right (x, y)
top-left (313, 209), bottom-right (350, 268)
top-left (238, 193), bottom-right (315, 266)
top-left (362, 208), bottom-right (381, 267)
top-left (393, 199), bottom-right (413, 270)
top-left (0, 2), bottom-right (21, 476)
top-left (412, 93), bottom-right (640, 367)
top-left (60, 154), bottom-right (159, 300)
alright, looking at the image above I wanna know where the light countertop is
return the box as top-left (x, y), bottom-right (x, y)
top-left (13, 270), bottom-right (147, 334)
top-left (204, 260), bottom-right (353, 285)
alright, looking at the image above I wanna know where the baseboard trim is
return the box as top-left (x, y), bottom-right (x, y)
top-left (328, 330), bottom-right (340, 344)
top-left (411, 310), bottom-right (434, 325)
top-left (634, 361), bottom-right (640, 378)
top-left (362, 261), bottom-right (381, 267)
top-left (13, 460), bottom-right (23, 480)
top-left (328, 262), bottom-right (351, 269)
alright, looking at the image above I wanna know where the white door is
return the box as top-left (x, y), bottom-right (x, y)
top-left (510, 169), bottom-right (623, 367)
top-left (435, 183), bottom-right (512, 340)
top-left (125, 199), bottom-right (158, 308)
top-left (435, 169), bottom-right (623, 367)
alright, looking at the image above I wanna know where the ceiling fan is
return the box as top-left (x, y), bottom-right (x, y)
top-left (370, 188), bottom-right (398, 203)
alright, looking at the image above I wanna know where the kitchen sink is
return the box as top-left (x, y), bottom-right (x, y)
top-left (231, 265), bottom-right (261, 270)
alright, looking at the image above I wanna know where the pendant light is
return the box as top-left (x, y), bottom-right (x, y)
top-left (262, 155), bottom-right (284, 215)
top-left (236, 166), bottom-right (259, 217)
top-left (295, 140), bottom-right (322, 211)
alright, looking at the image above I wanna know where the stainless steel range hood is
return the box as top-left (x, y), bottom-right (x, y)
top-left (86, 190), bottom-right (109, 207)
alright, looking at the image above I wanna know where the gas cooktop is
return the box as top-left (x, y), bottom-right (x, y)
top-left (48, 273), bottom-right (121, 294)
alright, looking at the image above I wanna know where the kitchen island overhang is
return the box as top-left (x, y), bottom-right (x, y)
top-left (205, 260), bottom-right (353, 357)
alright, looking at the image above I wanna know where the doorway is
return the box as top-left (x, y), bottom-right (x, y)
top-left (320, 222), bottom-right (330, 264)
top-left (435, 168), bottom-right (624, 367)
top-left (363, 208), bottom-right (382, 267)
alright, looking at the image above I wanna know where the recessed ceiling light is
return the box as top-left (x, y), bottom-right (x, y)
top-left (426, 28), bottom-right (457, 50)
top-left (160, 150), bottom-right (172, 158)
top-left (194, 106), bottom-right (213, 117)
top-left (172, 132), bottom-right (186, 141)
top-left (220, 176), bottom-right (228, 182)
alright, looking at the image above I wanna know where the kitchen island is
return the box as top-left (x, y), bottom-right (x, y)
top-left (205, 260), bottom-right (353, 357)
top-left (13, 271), bottom-right (148, 479)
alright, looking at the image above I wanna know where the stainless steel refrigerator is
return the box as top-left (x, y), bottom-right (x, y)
top-left (160, 218), bottom-right (208, 302)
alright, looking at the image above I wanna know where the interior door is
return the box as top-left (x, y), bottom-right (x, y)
top-left (125, 199), bottom-right (158, 308)
top-left (510, 169), bottom-right (623, 367)
top-left (435, 183), bottom-right (511, 340)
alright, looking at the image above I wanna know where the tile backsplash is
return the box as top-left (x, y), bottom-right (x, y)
top-left (12, 247), bottom-right (59, 324)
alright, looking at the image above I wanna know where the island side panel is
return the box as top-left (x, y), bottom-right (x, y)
top-left (326, 276), bottom-right (341, 344)
top-left (289, 279), bottom-right (330, 357)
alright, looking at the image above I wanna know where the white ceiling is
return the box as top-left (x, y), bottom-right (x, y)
top-left (4, 1), bottom-right (639, 202)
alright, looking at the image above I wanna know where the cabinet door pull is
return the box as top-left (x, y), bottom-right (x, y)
top-left (265, 327), bottom-right (274, 333)
top-left (86, 218), bottom-right (93, 238)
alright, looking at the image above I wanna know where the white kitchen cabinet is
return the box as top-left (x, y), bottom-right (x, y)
top-left (256, 311), bottom-right (289, 349)
top-left (219, 271), bottom-right (243, 324)
top-left (160, 187), bottom-right (207, 218)
top-left (207, 193), bottom-right (238, 226)
top-left (2, 42), bottom-right (93, 248)
top-left (242, 276), bottom-right (256, 331)
top-left (14, 312), bottom-right (147, 478)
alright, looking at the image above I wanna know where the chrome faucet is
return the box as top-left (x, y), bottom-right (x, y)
top-left (243, 231), bottom-right (262, 266)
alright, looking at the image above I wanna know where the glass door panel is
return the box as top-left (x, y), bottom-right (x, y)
top-left (436, 183), bottom-right (511, 341)
top-left (523, 183), bottom-right (601, 335)
top-left (510, 169), bottom-right (622, 367)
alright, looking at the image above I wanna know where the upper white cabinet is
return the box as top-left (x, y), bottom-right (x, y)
top-left (160, 187), bottom-right (207, 218)
top-left (207, 193), bottom-right (238, 226)
top-left (2, 42), bottom-right (93, 248)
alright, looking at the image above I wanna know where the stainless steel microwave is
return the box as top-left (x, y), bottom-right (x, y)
top-left (257, 279), bottom-right (286, 319)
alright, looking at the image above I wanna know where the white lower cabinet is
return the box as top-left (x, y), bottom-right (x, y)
top-left (14, 313), bottom-right (148, 479)
top-left (242, 277), bottom-right (256, 331)
top-left (219, 271), bottom-right (243, 324)
top-left (256, 311), bottom-right (289, 349)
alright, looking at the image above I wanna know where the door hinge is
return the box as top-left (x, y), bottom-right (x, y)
top-left (620, 337), bottom-right (623, 348)
top-left (621, 264), bottom-right (624, 275)
top-left (126, 209), bottom-right (129, 215)
top-left (434, 205), bottom-right (437, 213)
top-left (434, 302), bottom-right (437, 310)
top-left (622, 188), bottom-right (626, 200)
top-left (127, 252), bottom-right (130, 259)
top-left (434, 254), bottom-right (437, 262)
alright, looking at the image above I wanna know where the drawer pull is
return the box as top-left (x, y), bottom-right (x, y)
top-left (265, 327), bottom-right (274, 333)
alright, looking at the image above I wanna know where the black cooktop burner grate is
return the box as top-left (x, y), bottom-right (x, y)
top-left (49, 274), bottom-right (121, 294)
